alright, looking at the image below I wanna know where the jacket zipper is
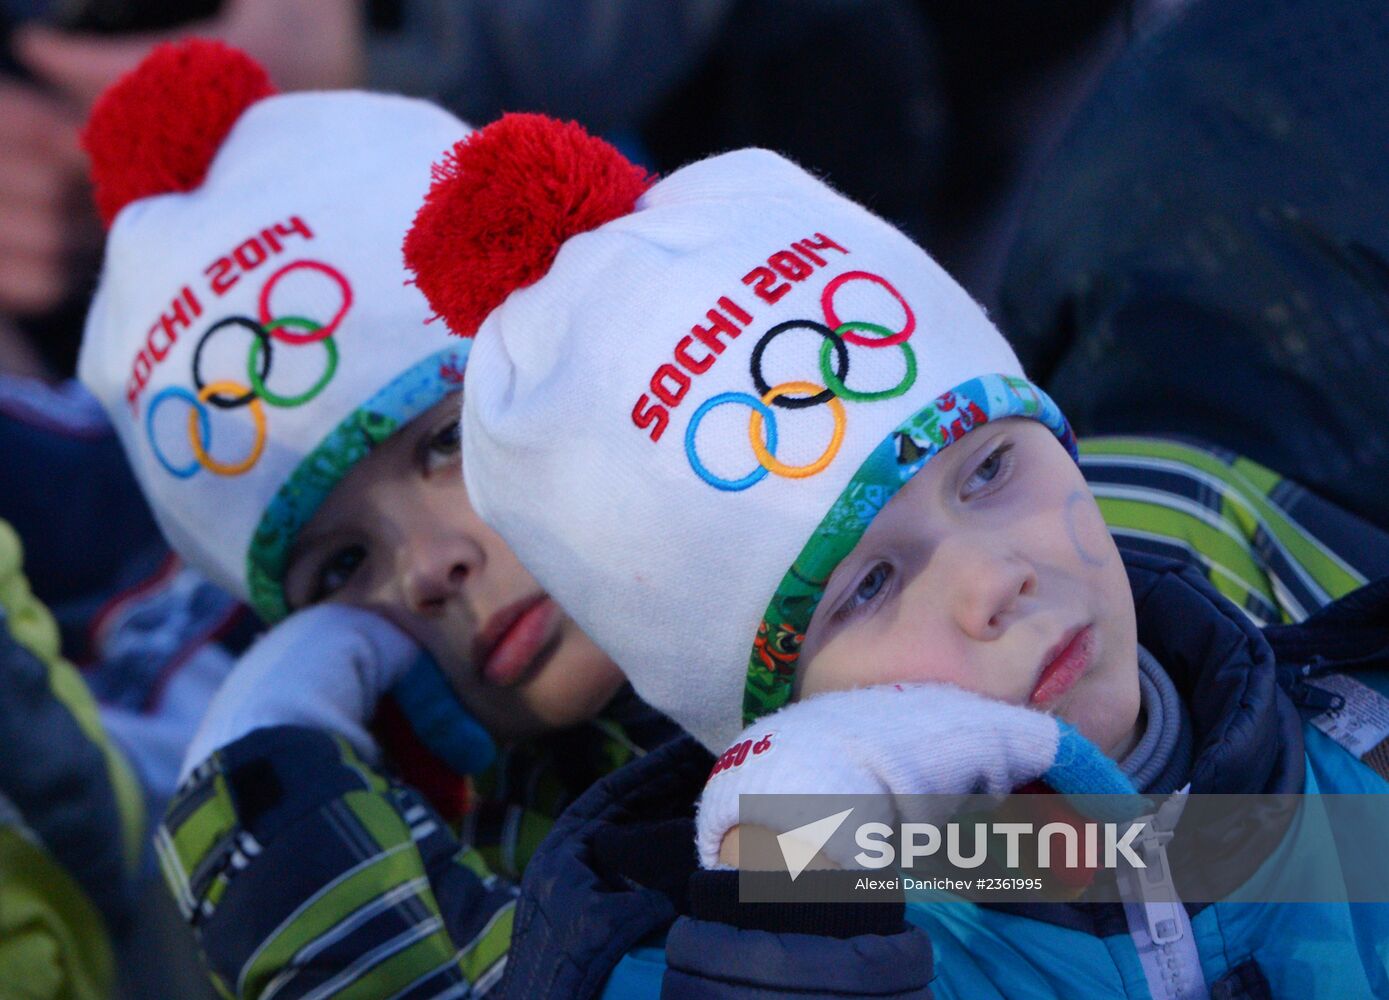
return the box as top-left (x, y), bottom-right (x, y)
top-left (1119, 789), bottom-right (1209, 999)
top-left (1286, 658), bottom-right (1349, 713)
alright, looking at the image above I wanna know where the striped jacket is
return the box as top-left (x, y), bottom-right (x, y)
top-left (157, 436), bottom-right (1389, 999)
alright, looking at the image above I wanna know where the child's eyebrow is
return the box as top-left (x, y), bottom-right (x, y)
top-left (288, 534), bottom-right (323, 560)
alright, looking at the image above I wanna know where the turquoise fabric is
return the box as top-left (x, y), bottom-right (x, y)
top-left (602, 946), bottom-right (670, 1000)
top-left (906, 703), bottom-right (1389, 999)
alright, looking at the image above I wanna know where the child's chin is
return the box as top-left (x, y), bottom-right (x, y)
top-left (1063, 694), bottom-right (1141, 759)
top-left (518, 640), bottom-right (626, 729)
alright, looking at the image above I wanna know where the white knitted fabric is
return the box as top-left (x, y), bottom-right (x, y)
top-left (79, 91), bottom-right (471, 616)
top-left (459, 148), bottom-right (1029, 753)
top-left (178, 604), bottom-right (419, 784)
top-left (694, 683), bottom-right (1062, 869)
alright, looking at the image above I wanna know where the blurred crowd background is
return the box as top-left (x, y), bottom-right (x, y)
top-left (0, 0), bottom-right (1145, 383)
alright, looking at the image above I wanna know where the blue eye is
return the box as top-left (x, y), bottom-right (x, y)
top-left (423, 420), bottom-right (462, 474)
top-left (835, 562), bottom-right (892, 620)
top-left (963, 444), bottom-right (1013, 497)
top-left (312, 545), bottom-right (366, 602)
top-left (431, 421), bottom-right (460, 455)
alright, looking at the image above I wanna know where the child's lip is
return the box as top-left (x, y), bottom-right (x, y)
top-left (1029, 625), bottom-right (1094, 706)
top-left (473, 593), bottom-right (560, 688)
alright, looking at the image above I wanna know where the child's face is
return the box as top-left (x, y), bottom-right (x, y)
top-left (284, 397), bottom-right (626, 743)
top-left (796, 418), bottom-right (1141, 757)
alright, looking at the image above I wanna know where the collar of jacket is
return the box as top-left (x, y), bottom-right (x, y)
top-left (1122, 548), bottom-right (1304, 794)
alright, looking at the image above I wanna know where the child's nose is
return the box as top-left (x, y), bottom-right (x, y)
top-left (401, 529), bottom-right (482, 614)
top-left (942, 539), bottom-right (1037, 640)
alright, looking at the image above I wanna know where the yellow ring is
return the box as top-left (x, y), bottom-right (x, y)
top-left (189, 380), bottom-right (267, 476)
top-left (748, 380), bottom-right (846, 479)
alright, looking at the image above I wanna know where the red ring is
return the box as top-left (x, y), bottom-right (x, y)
top-left (257, 260), bottom-right (352, 344)
top-left (820, 270), bottom-right (916, 347)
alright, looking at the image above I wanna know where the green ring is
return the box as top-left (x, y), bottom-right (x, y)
top-left (247, 325), bottom-right (338, 408)
top-left (263, 315), bottom-right (321, 337)
top-left (818, 322), bottom-right (917, 402)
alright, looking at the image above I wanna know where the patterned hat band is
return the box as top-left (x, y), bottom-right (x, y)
top-left (741, 372), bottom-right (1076, 726)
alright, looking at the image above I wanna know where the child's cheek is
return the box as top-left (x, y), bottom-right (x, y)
top-left (1062, 490), bottom-right (1112, 568)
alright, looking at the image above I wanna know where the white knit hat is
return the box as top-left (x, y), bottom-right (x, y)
top-left (77, 41), bottom-right (473, 621)
top-left (405, 115), bottom-right (1073, 753)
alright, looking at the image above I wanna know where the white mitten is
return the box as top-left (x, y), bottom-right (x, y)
top-left (695, 682), bottom-right (1130, 869)
top-left (178, 604), bottom-right (420, 783)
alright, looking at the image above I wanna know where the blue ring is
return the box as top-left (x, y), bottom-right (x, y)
top-left (146, 386), bottom-right (210, 479)
top-left (685, 391), bottom-right (779, 492)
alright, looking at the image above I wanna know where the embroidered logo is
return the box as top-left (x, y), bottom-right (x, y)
top-left (708, 732), bottom-right (775, 780)
top-left (145, 260), bottom-right (352, 478)
top-left (684, 270), bottom-right (917, 491)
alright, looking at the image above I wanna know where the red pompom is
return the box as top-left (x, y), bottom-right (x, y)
top-left (83, 39), bottom-right (276, 228)
top-left (404, 113), bottom-right (653, 338)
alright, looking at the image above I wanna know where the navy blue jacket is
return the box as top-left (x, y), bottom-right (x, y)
top-left (497, 550), bottom-right (1389, 999)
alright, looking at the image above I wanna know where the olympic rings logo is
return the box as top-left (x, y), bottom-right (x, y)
top-left (684, 270), bottom-right (917, 492)
top-left (145, 260), bottom-right (353, 478)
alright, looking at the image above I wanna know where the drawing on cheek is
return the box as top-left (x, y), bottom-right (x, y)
top-left (1064, 490), bottom-right (1108, 567)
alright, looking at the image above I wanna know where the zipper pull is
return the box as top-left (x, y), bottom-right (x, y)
top-left (1288, 676), bottom-right (1346, 713)
top-left (1285, 658), bottom-right (1345, 712)
top-left (1125, 791), bottom-right (1189, 946)
top-left (1137, 839), bottom-right (1182, 944)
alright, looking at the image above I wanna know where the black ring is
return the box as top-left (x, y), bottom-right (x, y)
top-left (191, 316), bottom-right (272, 409)
top-left (749, 319), bottom-right (849, 410)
